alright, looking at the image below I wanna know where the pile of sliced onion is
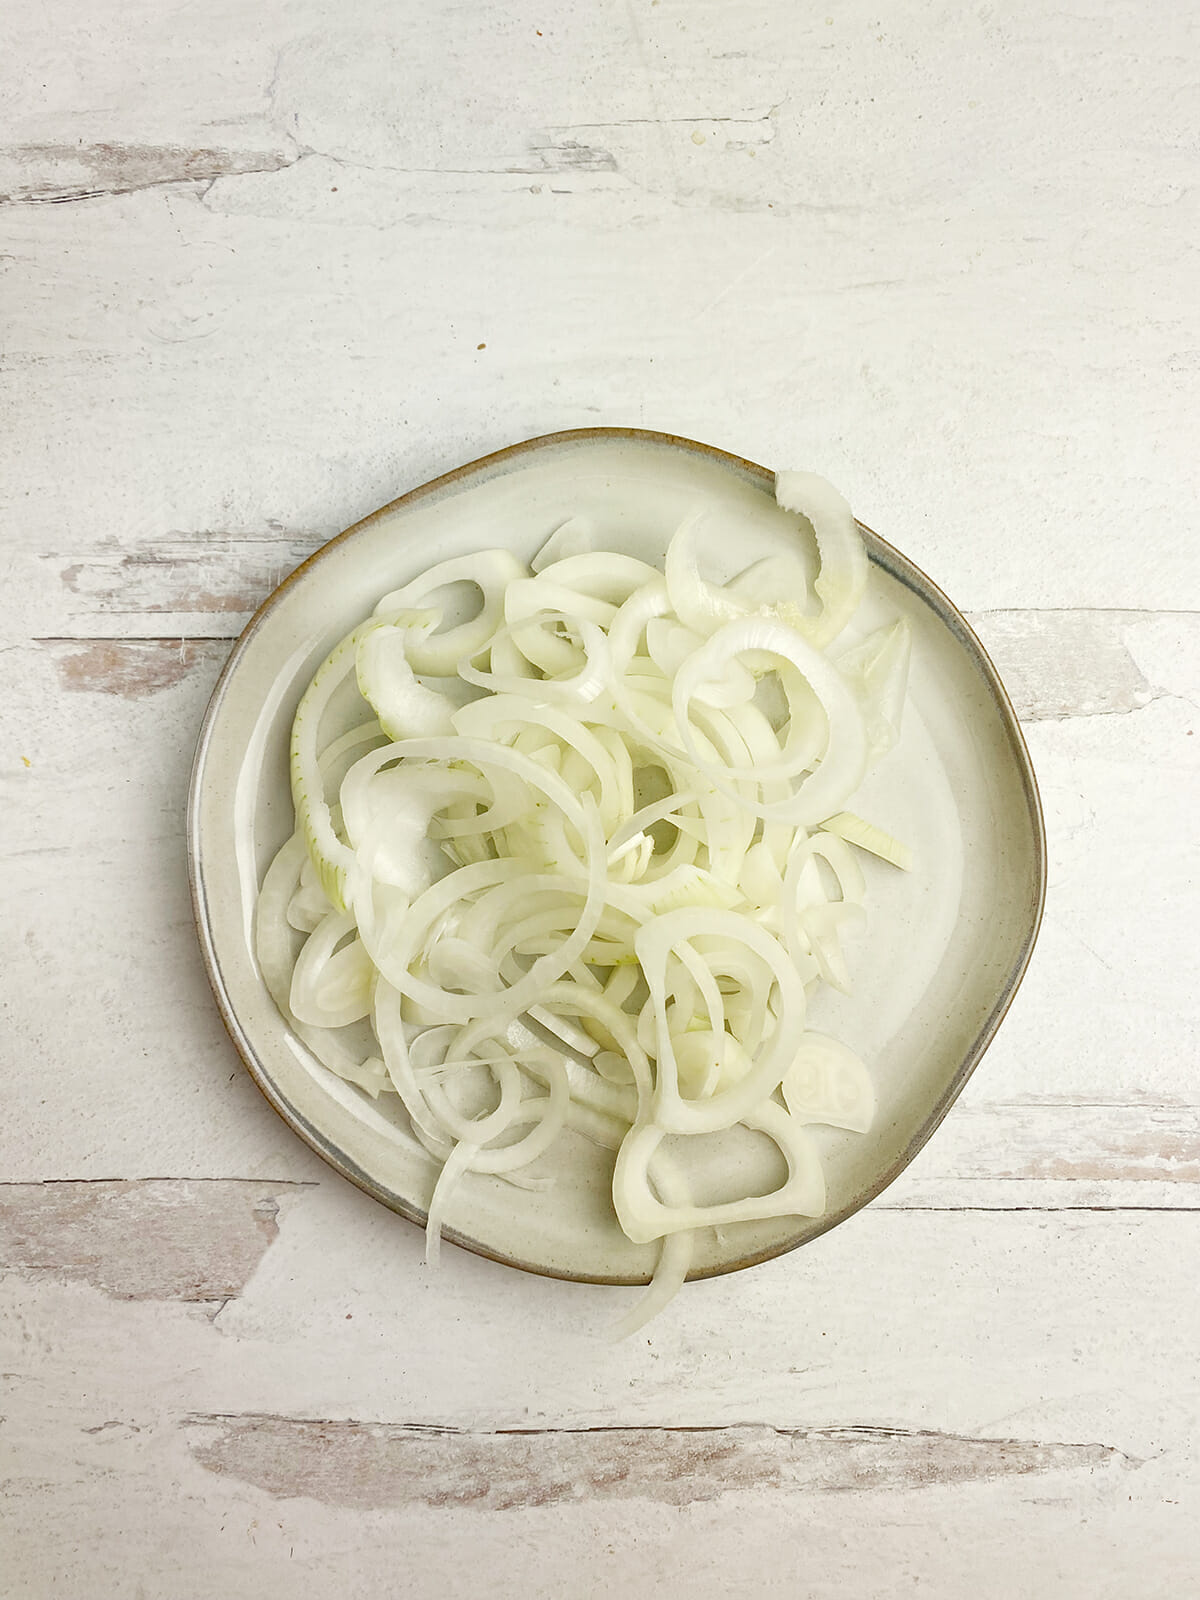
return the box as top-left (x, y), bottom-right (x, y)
top-left (255, 471), bottom-right (912, 1334)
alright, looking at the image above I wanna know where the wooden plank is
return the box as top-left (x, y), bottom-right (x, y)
top-left (4, 90), bottom-right (1198, 622)
top-left (0, 1206), bottom-right (1184, 1435)
top-left (1, 1466), bottom-right (1194, 1600)
top-left (0, 0), bottom-right (295, 159)
top-left (1, 1210), bottom-right (1196, 1598)
top-left (0, 1120), bottom-right (1196, 1332)
top-left (19, 513), bottom-right (1200, 734)
top-left (2, 1205), bottom-right (1195, 1439)
top-left (879, 1102), bottom-right (1200, 1211)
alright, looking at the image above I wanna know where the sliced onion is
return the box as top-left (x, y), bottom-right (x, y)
top-left (783, 1032), bottom-right (876, 1133)
top-left (355, 612), bottom-right (458, 739)
top-left (824, 809), bottom-right (913, 871)
top-left (373, 549), bottom-right (529, 675)
top-left (612, 1103), bottom-right (825, 1244)
top-left (671, 618), bottom-right (869, 824)
top-left (773, 470), bottom-right (868, 648)
top-left (835, 618), bottom-right (911, 765)
top-left (531, 516), bottom-right (597, 572)
top-left (664, 509), bottom-right (751, 637)
top-left (258, 465), bottom-right (910, 1334)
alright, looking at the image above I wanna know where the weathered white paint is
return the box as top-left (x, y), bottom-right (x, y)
top-left (2, 1211), bottom-right (1197, 1596)
top-left (2, 0), bottom-right (1198, 1592)
top-left (3, 1201), bottom-right (1197, 1440)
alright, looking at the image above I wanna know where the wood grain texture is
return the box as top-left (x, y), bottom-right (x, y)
top-left (0, 1180), bottom-right (307, 1302)
top-left (40, 532), bottom-right (321, 635)
top-left (0, 143), bottom-right (297, 205)
top-left (2, 6), bottom-right (1197, 617)
top-left (185, 1414), bottom-right (1136, 1509)
top-left (969, 610), bottom-right (1177, 722)
top-left (2, 1210), bottom-right (1197, 1597)
top-left (3, 1205), bottom-right (1195, 1441)
top-left (880, 1102), bottom-right (1200, 1209)
top-left (42, 636), bottom-right (229, 696)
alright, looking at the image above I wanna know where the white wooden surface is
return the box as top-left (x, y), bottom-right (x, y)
top-left (2, 3), bottom-right (1198, 1594)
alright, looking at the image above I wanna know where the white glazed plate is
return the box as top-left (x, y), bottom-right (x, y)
top-left (187, 429), bottom-right (1046, 1283)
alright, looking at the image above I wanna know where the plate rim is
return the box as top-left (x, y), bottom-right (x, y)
top-left (186, 426), bottom-right (1048, 1284)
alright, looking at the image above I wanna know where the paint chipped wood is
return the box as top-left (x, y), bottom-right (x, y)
top-left (43, 532), bottom-right (324, 630)
top-left (0, 1179), bottom-right (308, 1302)
top-left (969, 610), bottom-right (1170, 721)
top-left (185, 1414), bottom-right (1136, 1510)
top-left (41, 637), bottom-right (229, 697)
top-left (0, 143), bottom-right (297, 205)
top-left (3, 1211), bottom-right (1195, 1595)
top-left (883, 1103), bottom-right (1200, 1201)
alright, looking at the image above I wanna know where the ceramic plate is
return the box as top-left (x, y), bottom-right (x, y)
top-left (187, 429), bottom-right (1046, 1283)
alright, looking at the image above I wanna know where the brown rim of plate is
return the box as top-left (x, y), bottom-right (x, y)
top-left (186, 427), bottom-right (1048, 1285)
